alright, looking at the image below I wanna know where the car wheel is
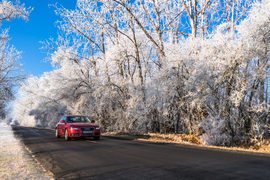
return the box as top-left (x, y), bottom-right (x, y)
top-left (65, 129), bottom-right (71, 141)
top-left (55, 128), bottom-right (60, 138)
top-left (94, 136), bottom-right (100, 140)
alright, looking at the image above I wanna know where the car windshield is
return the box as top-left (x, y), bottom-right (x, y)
top-left (67, 116), bottom-right (91, 123)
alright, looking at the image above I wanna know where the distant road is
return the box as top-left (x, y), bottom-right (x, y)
top-left (12, 126), bottom-right (270, 180)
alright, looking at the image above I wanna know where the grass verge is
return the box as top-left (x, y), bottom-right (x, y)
top-left (0, 123), bottom-right (54, 180)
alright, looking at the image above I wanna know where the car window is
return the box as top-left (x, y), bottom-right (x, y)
top-left (67, 116), bottom-right (91, 123)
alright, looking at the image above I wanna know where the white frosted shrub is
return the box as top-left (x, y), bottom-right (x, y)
top-left (200, 117), bottom-right (232, 146)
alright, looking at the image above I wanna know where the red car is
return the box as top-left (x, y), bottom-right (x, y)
top-left (55, 115), bottom-right (100, 141)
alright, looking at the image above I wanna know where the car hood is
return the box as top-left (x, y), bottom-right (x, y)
top-left (68, 123), bottom-right (98, 127)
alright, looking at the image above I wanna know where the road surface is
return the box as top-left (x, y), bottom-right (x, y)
top-left (12, 126), bottom-right (270, 180)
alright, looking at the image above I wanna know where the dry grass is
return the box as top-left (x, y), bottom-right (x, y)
top-left (141, 133), bottom-right (201, 145)
top-left (237, 139), bottom-right (270, 152)
top-left (0, 123), bottom-right (54, 180)
top-left (104, 132), bottom-right (270, 154)
top-left (104, 132), bottom-right (201, 145)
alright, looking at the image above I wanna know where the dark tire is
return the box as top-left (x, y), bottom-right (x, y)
top-left (94, 136), bottom-right (100, 140)
top-left (55, 128), bottom-right (60, 138)
top-left (65, 129), bottom-right (71, 141)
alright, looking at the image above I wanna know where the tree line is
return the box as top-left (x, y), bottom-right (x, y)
top-left (13, 0), bottom-right (270, 146)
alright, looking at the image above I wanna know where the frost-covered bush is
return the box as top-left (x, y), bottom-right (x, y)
top-left (29, 103), bottom-right (69, 128)
top-left (200, 117), bottom-right (232, 146)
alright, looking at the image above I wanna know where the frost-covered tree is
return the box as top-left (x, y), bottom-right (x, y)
top-left (0, 0), bottom-right (31, 119)
top-left (0, 0), bottom-right (31, 27)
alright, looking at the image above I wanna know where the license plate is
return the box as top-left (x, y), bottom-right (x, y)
top-left (83, 131), bottom-right (93, 134)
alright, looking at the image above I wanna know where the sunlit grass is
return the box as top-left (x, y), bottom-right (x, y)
top-left (0, 123), bottom-right (54, 180)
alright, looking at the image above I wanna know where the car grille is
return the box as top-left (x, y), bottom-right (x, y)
top-left (71, 133), bottom-right (79, 136)
top-left (80, 127), bottom-right (94, 135)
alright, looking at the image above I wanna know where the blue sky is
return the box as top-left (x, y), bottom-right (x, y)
top-left (2, 0), bottom-right (76, 77)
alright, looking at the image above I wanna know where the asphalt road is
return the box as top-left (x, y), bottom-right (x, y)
top-left (11, 126), bottom-right (270, 180)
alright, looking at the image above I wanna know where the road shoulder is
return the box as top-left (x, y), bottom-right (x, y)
top-left (0, 123), bottom-right (54, 180)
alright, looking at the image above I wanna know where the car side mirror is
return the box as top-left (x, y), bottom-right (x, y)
top-left (60, 120), bottom-right (65, 123)
top-left (91, 120), bottom-right (95, 123)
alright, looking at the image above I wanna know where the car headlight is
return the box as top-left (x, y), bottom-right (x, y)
top-left (96, 127), bottom-right (100, 130)
top-left (70, 127), bottom-right (78, 130)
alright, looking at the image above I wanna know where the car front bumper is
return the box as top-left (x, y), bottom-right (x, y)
top-left (69, 129), bottom-right (100, 138)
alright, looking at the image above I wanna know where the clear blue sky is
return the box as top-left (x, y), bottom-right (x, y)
top-left (2, 0), bottom-right (76, 77)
